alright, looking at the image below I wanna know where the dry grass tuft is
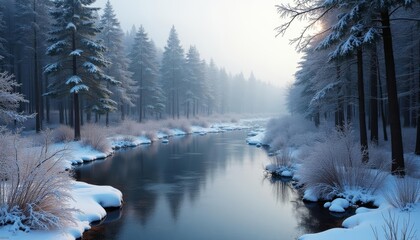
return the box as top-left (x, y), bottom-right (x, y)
top-left (298, 125), bottom-right (388, 201)
top-left (0, 128), bottom-right (75, 232)
top-left (51, 125), bottom-right (74, 143)
top-left (385, 177), bottom-right (420, 210)
top-left (81, 124), bottom-right (112, 153)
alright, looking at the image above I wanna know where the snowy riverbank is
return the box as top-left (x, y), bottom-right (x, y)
top-left (0, 182), bottom-right (122, 240)
top-left (251, 116), bottom-right (420, 240)
top-left (0, 118), bottom-right (261, 240)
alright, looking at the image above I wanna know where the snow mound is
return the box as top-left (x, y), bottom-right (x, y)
top-left (328, 198), bottom-right (350, 212)
top-left (246, 131), bottom-right (265, 145)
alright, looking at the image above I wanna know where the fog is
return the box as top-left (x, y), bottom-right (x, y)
top-left (93, 0), bottom-right (301, 89)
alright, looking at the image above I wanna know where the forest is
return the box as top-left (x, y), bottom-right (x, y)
top-left (0, 0), bottom-right (281, 140)
top-left (278, 1), bottom-right (420, 175)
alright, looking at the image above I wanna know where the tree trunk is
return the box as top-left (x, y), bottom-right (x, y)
top-left (370, 46), bottom-right (379, 143)
top-left (357, 48), bottom-right (369, 162)
top-left (59, 100), bottom-right (64, 124)
top-left (121, 104), bottom-right (125, 121)
top-left (380, 9), bottom-right (404, 175)
top-left (45, 75), bottom-right (50, 123)
top-left (72, 26), bottom-right (80, 140)
top-left (74, 93), bottom-right (80, 140)
top-left (377, 54), bottom-right (388, 141)
top-left (415, 38), bottom-right (420, 154)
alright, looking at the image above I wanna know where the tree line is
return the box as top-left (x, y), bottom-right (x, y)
top-left (0, 0), bottom-right (281, 139)
top-left (279, 0), bottom-right (420, 175)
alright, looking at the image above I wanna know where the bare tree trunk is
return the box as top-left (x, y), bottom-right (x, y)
top-left (357, 48), bottom-right (369, 162)
top-left (415, 39), bottom-right (420, 155)
top-left (370, 46), bottom-right (378, 143)
top-left (380, 9), bottom-right (404, 175)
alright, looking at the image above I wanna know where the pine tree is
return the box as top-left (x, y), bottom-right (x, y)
top-left (45, 0), bottom-right (117, 140)
top-left (185, 46), bottom-right (204, 117)
top-left (276, 0), bottom-right (416, 175)
top-left (161, 26), bottom-right (185, 119)
top-left (99, 0), bottom-right (136, 124)
top-left (15, 0), bottom-right (52, 132)
top-left (128, 26), bottom-right (160, 122)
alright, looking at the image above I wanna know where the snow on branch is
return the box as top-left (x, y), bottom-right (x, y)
top-left (46, 40), bottom-right (68, 55)
top-left (83, 62), bottom-right (98, 73)
top-left (70, 84), bottom-right (89, 93)
top-left (309, 81), bottom-right (340, 107)
top-left (66, 22), bottom-right (76, 31)
top-left (69, 49), bottom-right (83, 57)
top-left (65, 75), bottom-right (82, 85)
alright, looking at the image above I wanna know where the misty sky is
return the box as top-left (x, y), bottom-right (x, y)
top-left (93, 0), bottom-right (302, 88)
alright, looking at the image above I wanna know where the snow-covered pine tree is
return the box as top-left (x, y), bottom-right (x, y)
top-left (45, 0), bottom-right (118, 140)
top-left (99, 0), bottom-right (136, 123)
top-left (185, 46), bottom-right (204, 117)
top-left (276, 0), bottom-right (420, 175)
top-left (128, 26), bottom-right (161, 122)
top-left (205, 60), bottom-right (218, 115)
top-left (161, 26), bottom-right (185, 119)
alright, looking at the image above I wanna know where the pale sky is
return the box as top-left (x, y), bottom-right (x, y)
top-left (93, 0), bottom-right (302, 88)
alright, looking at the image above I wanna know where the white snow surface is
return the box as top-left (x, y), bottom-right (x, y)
top-left (0, 181), bottom-right (122, 240)
top-left (246, 131), bottom-right (265, 145)
top-left (327, 198), bottom-right (350, 213)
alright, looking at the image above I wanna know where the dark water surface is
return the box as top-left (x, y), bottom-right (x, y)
top-left (75, 131), bottom-right (349, 240)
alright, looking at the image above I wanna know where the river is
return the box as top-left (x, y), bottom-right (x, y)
top-left (75, 130), bottom-right (350, 240)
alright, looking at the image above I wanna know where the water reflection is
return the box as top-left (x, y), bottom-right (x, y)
top-left (76, 131), bottom-right (349, 240)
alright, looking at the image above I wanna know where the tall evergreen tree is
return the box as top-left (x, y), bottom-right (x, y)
top-left (161, 26), bottom-right (185, 119)
top-left (276, 0), bottom-right (416, 175)
top-left (99, 0), bottom-right (136, 124)
top-left (185, 46), bottom-right (204, 117)
top-left (45, 0), bottom-right (117, 140)
top-left (128, 26), bottom-right (160, 122)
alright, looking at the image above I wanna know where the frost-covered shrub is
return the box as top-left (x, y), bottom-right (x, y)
top-left (0, 129), bottom-right (74, 231)
top-left (191, 118), bottom-right (210, 128)
top-left (298, 125), bottom-right (388, 202)
top-left (372, 212), bottom-right (417, 240)
top-left (52, 125), bottom-right (74, 143)
top-left (115, 119), bottom-right (144, 136)
top-left (165, 118), bottom-right (191, 133)
top-left (265, 149), bottom-right (295, 177)
top-left (263, 115), bottom-right (316, 151)
top-left (81, 124), bottom-right (112, 153)
top-left (385, 177), bottom-right (420, 210)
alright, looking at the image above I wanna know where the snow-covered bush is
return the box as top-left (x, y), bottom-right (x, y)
top-left (81, 124), bottom-right (112, 153)
top-left (0, 128), bottom-right (74, 231)
top-left (385, 177), bottom-right (420, 211)
top-left (0, 71), bottom-right (32, 123)
top-left (265, 149), bottom-right (295, 177)
top-left (372, 212), bottom-right (417, 240)
top-left (52, 125), bottom-right (74, 143)
top-left (298, 125), bottom-right (388, 202)
top-left (165, 118), bottom-right (191, 133)
top-left (263, 115), bottom-right (316, 151)
top-left (114, 119), bottom-right (144, 136)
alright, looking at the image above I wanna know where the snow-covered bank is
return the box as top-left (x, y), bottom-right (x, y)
top-left (58, 120), bottom-right (253, 167)
top-left (0, 181), bottom-right (122, 240)
top-left (300, 175), bottom-right (420, 240)
top-left (260, 115), bottom-right (420, 240)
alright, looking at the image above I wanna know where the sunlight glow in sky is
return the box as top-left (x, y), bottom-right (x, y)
top-left (93, 0), bottom-right (303, 88)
